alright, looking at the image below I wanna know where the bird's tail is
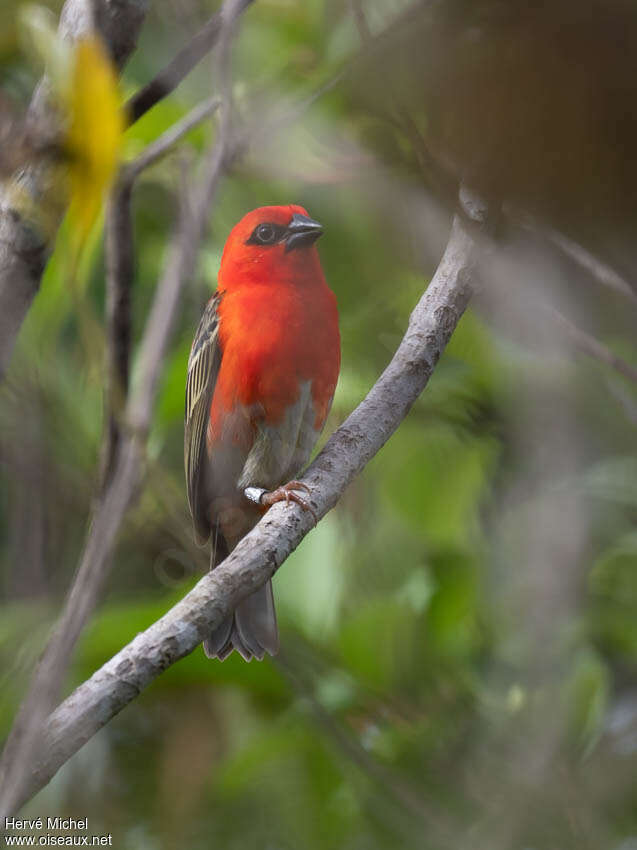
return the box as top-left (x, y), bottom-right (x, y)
top-left (203, 579), bottom-right (279, 661)
top-left (203, 520), bottom-right (279, 662)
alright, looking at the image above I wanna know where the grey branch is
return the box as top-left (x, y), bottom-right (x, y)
top-left (123, 96), bottom-right (221, 183)
top-left (100, 97), bottom-right (221, 490)
top-left (350, 0), bottom-right (372, 43)
top-left (124, 0), bottom-right (252, 124)
top-left (8, 201), bottom-right (487, 812)
top-left (549, 307), bottom-right (637, 386)
top-left (0, 0), bottom-right (250, 818)
top-left (545, 227), bottom-right (637, 308)
top-left (509, 208), bottom-right (637, 309)
top-left (0, 0), bottom-right (149, 381)
top-left (100, 180), bottom-right (134, 491)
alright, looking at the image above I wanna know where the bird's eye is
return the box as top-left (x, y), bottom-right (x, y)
top-left (256, 223), bottom-right (276, 244)
top-left (246, 222), bottom-right (282, 246)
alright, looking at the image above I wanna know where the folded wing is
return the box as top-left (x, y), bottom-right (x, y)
top-left (184, 293), bottom-right (222, 544)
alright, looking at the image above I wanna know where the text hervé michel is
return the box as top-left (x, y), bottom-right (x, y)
top-left (4, 818), bottom-right (88, 831)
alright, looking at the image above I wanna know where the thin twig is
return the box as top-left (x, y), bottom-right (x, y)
top-left (100, 96), bottom-right (220, 490)
top-left (546, 228), bottom-right (637, 308)
top-left (4, 197), bottom-right (488, 812)
top-left (510, 210), bottom-right (637, 309)
top-left (605, 377), bottom-right (637, 426)
top-left (100, 181), bottom-right (134, 491)
top-left (0, 0), bottom-right (251, 819)
top-left (124, 0), bottom-right (252, 125)
top-left (261, 71), bottom-right (345, 139)
top-left (549, 307), bottom-right (637, 385)
top-left (349, 0), bottom-right (372, 43)
top-left (123, 96), bottom-right (221, 183)
top-left (231, 70), bottom-right (345, 170)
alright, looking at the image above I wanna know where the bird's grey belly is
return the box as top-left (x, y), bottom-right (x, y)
top-left (238, 380), bottom-right (319, 490)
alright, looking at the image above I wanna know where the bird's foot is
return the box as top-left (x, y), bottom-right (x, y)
top-left (244, 481), bottom-right (317, 524)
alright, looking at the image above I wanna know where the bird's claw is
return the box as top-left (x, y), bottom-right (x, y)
top-left (282, 480), bottom-right (311, 497)
top-left (258, 481), bottom-right (317, 525)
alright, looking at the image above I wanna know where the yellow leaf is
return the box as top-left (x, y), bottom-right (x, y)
top-left (66, 37), bottom-right (123, 254)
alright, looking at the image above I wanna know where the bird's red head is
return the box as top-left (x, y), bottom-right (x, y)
top-left (218, 205), bottom-right (325, 290)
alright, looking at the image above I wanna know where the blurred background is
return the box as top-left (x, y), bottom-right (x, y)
top-left (1, 0), bottom-right (637, 848)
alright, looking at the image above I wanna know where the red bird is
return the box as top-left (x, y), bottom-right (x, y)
top-left (185, 205), bottom-right (340, 661)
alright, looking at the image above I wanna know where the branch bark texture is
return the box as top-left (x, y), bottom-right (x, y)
top-left (12, 209), bottom-right (485, 811)
top-left (0, 0), bottom-right (149, 380)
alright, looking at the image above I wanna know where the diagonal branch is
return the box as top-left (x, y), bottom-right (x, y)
top-left (123, 96), bottom-right (221, 182)
top-left (549, 307), bottom-right (637, 385)
top-left (124, 1), bottom-right (251, 125)
top-left (508, 208), bottom-right (637, 310)
top-left (9, 198), bottom-right (488, 813)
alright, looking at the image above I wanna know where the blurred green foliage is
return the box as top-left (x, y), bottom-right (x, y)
top-left (1, 1), bottom-right (637, 849)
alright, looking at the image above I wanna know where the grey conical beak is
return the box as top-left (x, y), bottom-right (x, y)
top-left (285, 213), bottom-right (323, 252)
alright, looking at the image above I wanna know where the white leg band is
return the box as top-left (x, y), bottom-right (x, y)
top-left (244, 486), bottom-right (267, 505)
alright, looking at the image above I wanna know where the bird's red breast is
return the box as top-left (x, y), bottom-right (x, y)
top-left (207, 205), bottom-right (340, 450)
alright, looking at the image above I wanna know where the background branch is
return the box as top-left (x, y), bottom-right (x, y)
top-left (100, 96), bottom-right (221, 489)
top-left (0, 0), bottom-right (251, 818)
top-left (0, 0), bottom-right (252, 382)
top-left (124, 96), bottom-right (221, 182)
top-left (509, 208), bottom-right (637, 309)
top-left (549, 307), bottom-right (637, 385)
top-left (6, 197), bottom-right (488, 813)
top-left (545, 227), bottom-right (637, 308)
top-left (0, 0), bottom-right (149, 380)
top-left (124, 0), bottom-right (252, 125)
top-left (100, 180), bottom-right (133, 491)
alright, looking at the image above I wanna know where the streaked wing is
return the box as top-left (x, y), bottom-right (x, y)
top-left (185, 293), bottom-right (222, 543)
